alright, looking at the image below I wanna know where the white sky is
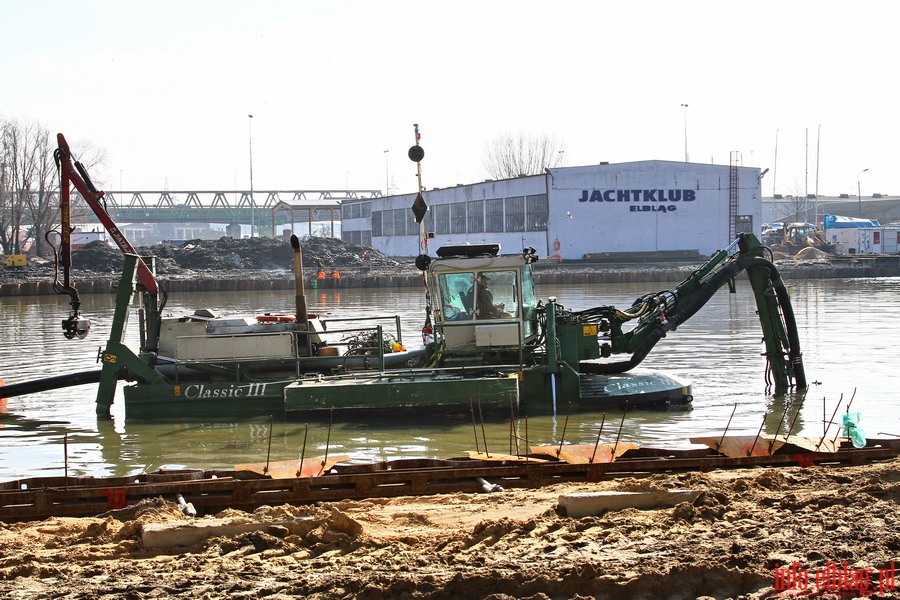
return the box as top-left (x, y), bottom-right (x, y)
top-left (2, 0), bottom-right (895, 198)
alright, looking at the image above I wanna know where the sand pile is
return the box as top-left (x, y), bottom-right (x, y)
top-left (1, 458), bottom-right (898, 599)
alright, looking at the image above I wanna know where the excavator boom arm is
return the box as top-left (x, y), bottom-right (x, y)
top-left (575, 233), bottom-right (806, 395)
top-left (52, 133), bottom-right (162, 351)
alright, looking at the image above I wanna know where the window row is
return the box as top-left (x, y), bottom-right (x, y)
top-left (367, 194), bottom-right (549, 237)
top-left (341, 202), bottom-right (372, 220)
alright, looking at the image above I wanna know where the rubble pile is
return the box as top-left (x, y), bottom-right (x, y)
top-left (67, 236), bottom-right (399, 275)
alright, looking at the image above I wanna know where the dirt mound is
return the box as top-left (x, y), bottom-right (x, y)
top-left (69, 236), bottom-right (398, 275)
top-left (1, 459), bottom-right (899, 599)
top-left (794, 246), bottom-right (833, 261)
top-left (69, 240), bottom-right (126, 272)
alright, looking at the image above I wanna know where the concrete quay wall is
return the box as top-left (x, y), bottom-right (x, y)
top-left (2, 258), bottom-right (899, 297)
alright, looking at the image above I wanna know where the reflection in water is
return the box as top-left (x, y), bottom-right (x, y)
top-left (1, 277), bottom-right (899, 480)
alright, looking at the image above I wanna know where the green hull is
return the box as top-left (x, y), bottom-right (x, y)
top-left (121, 367), bottom-right (691, 421)
top-left (122, 372), bottom-right (520, 421)
top-left (283, 371), bottom-right (520, 420)
top-left (123, 378), bottom-right (295, 420)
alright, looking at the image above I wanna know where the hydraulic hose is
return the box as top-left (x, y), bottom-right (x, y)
top-left (581, 255), bottom-right (751, 374)
top-left (580, 253), bottom-right (804, 386)
top-left (769, 265), bottom-right (807, 388)
top-left (0, 370), bottom-right (103, 399)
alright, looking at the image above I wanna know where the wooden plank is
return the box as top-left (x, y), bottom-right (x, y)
top-left (690, 435), bottom-right (841, 458)
top-left (530, 443), bottom-right (639, 464)
top-left (233, 455), bottom-right (350, 478)
top-left (464, 451), bottom-right (551, 462)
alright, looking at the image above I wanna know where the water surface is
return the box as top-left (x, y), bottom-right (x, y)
top-left (1, 277), bottom-right (897, 481)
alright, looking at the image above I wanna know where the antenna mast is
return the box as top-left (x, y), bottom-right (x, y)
top-left (815, 124), bottom-right (821, 198)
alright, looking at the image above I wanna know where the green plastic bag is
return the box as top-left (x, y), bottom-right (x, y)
top-left (842, 411), bottom-right (866, 448)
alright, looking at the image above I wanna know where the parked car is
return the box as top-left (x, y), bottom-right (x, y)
top-left (761, 222), bottom-right (785, 245)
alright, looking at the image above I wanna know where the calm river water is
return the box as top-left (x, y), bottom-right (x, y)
top-left (1, 276), bottom-right (898, 481)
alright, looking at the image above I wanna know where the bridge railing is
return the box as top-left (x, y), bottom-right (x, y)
top-left (59, 189), bottom-right (382, 226)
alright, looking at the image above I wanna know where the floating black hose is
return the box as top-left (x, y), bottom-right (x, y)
top-left (0, 370), bottom-right (103, 399)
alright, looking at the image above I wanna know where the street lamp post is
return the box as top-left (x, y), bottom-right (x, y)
top-left (384, 149), bottom-right (390, 196)
top-left (857, 168), bottom-right (869, 218)
top-left (248, 114), bottom-right (254, 238)
top-left (680, 103), bottom-right (689, 162)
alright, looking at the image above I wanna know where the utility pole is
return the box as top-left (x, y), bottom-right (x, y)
top-left (248, 114), bottom-right (255, 238)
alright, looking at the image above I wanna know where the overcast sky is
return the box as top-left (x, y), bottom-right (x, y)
top-left (3, 1), bottom-right (894, 198)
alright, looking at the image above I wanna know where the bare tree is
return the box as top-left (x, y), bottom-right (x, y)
top-left (0, 119), bottom-right (34, 256)
top-left (24, 124), bottom-right (57, 257)
top-left (483, 132), bottom-right (567, 180)
top-left (0, 120), bottom-right (106, 257)
top-left (0, 120), bottom-right (9, 254)
top-left (52, 137), bottom-right (107, 254)
top-left (777, 182), bottom-right (816, 225)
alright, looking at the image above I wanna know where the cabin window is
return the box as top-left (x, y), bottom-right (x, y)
top-left (438, 272), bottom-right (476, 320)
top-left (437, 270), bottom-right (519, 321)
top-left (473, 270), bottom-right (517, 319)
top-left (520, 266), bottom-right (537, 338)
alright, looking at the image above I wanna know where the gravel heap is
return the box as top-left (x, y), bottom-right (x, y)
top-left (56, 237), bottom-right (398, 276)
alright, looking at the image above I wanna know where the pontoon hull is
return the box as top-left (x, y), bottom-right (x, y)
top-left (120, 367), bottom-right (691, 421)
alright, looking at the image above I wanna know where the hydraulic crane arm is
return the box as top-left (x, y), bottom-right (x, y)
top-left (575, 233), bottom-right (806, 395)
top-left (51, 133), bottom-right (163, 351)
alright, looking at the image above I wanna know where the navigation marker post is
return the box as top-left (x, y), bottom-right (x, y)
top-left (409, 124), bottom-right (433, 344)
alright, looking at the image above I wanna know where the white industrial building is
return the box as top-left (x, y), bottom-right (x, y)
top-left (341, 160), bottom-right (764, 259)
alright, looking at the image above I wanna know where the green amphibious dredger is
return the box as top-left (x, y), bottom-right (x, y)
top-left (0, 132), bottom-right (807, 421)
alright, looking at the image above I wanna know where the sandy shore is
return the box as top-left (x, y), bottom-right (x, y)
top-left (1, 457), bottom-right (898, 599)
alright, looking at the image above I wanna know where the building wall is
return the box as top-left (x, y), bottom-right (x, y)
top-left (362, 176), bottom-right (549, 258)
top-left (547, 161), bottom-right (761, 257)
top-left (343, 161), bottom-right (762, 258)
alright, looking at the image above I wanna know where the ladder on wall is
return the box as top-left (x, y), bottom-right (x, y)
top-left (729, 151), bottom-right (740, 241)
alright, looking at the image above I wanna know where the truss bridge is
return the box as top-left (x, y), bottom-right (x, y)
top-left (69, 189), bottom-right (382, 235)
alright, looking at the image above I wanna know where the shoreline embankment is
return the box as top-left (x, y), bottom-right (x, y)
top-left (1, 256), bottom-right (899, 297)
